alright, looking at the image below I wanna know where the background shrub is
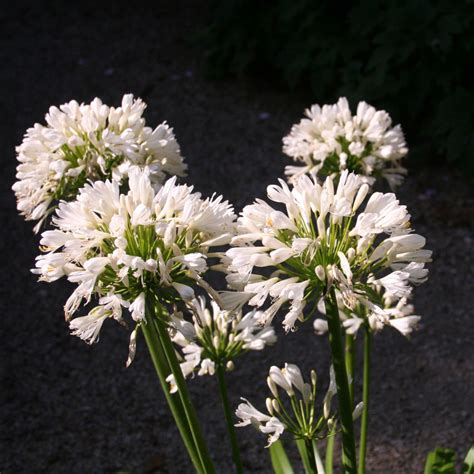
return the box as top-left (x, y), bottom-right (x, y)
top-left (201, 0), bottom-right (474, 172)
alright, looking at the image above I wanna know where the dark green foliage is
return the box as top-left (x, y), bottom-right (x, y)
top-left (424, 448), bottom-right (456, 473)
top-left (201, 0), bottom-right (474, 172)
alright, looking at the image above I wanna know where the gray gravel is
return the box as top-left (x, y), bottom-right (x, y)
top-left (1, 3), bottom-right (473, 473)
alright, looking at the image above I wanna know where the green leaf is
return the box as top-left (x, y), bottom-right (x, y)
top-left (424, 448), bottom-right (456, 474)
top-left (295, 439), bottom-right (315, 474)
top-left (462, 446), bottom-right (474, 474)
top-left (269, 440), bottom-right (294, 474)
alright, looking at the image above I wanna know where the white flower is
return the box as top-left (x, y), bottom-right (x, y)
top-left (168, 296), bottom-right (276, 387)
top-left (33, 168), bottom-right (235, 361)
top-left (235, 399), bottom-right (285, 447)
top-left (283, 97), bottom-right (407, 188)
top-left (226, 171), bottom-right (430, 332)
top-left (236, 364), bottom-right (335, 445)
top-left (13, 94), bottom-right (187, 230)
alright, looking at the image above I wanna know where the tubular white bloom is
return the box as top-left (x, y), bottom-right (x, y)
top-left (166, 296), bottom-right (277, 390)
top-left (32, 168), bottom-right (235, 363)
top-left (313, 290), bottom-right (421, 338)
top-left (13, 94), bottom-right (187, 231)
top-left (235, 364), bottom-right (335, 446)
top-left (283, 97), bottom-right (407, 188)
top-left (225, 171), bottom-right (430, 332)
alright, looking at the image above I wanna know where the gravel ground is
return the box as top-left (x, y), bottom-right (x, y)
top-left (1, 3), bottom-right (473, 473)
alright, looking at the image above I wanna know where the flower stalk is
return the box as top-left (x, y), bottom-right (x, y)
top-left (217, 363), bottom-right (244, 474)
top-left (142, 299), bottom-right (203, 472)
top-left (358, 327), bottom-right (371, 474)
top-left (144, 296), bottom-right (215, 473)
top-left (324, 288), bottom-right (357, 473)
top-left (345, 334), bottom-right (355, 406)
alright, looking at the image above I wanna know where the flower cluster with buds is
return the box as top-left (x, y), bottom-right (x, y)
top-left (235, 364), bottom-right (356, 446)
top-left (13, 94), bottom-right (187, 230)
top-left (283, 97), bottom-right (407, 188)
top-left (32, 167), bottom-right (235, 362)
top-left (313, 292), bottom-right (421, 338)
top-left (226, 170), bottom-right (431, 333)
top-left (166, 297), bottom-right (277, 391)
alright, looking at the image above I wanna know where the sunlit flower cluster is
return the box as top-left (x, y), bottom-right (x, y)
top-left (32, 167), bottom-right (235, 361)
top-left (283, 97), bottom-right (407, 188)
top-left (235, 364), bottom-right (351, 446)
top-left (226, 171), bottom-right (431, 332)
top-left (13, 94), bottom-right (186, 230)
top-left (166, 296), bottom-right (277, 392)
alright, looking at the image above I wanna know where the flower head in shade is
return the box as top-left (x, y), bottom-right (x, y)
top-left (236, 364), bottom-right (358, 446)
top-left (166, 296), bottom-right (277, 392)
top-left (13, 94), bottom-right (187, 231)
top-left (32, 167), bottom-right (235, 363)
top-left (313, 292), bottom-right (421, 338)
top-left (225, 171), bottom-right (430, 332)
top-left (283, 97), bottom-right (407, 188)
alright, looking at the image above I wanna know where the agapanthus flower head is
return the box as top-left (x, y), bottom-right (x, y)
top-left (283, 97), bottom-right (407, 188)
top-left (166, 296), bottom-right (277, 392)
top-left (313, 291), bottom-right (421, 337)
top-left (32, 167), bottom-right (235, 364)
top-left (225, 170), bottom-right (431, 333)
top-left (235, 364), bottom-right (354, 446)
top-left (13, 94), bottom-right (187, 231)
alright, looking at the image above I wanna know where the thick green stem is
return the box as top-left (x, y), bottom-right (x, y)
top-left (324, 425), bottom-right (336, 474)
top-left (312, 439), bottom-right (326, 474)
top-left (216, 364), bottom-right (244, 474)
top-left (344, 334), bottom-right (355, 406)
top-left (153, 314), bottom-right (215, 473)
top-left (141, 306), bottom-right (203, 473)
top-left (358, 328), bottom-right (371, 474)
top-left (304, 439), bottom-right (318, 474)
top-left (324, 288), bottom-right (357, 474)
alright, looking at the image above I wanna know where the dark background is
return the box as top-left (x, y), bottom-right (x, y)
top-left (1, 2), bottom-right (473, 473)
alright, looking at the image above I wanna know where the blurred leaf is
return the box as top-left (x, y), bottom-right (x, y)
top-left (269, 440), bottom-right (294, 474)
top-left (423, 448), bottom-right (456, 474)
top-left (462, 446), bottom-right (474, 474)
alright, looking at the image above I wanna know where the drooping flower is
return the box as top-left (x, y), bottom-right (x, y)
top-left (283, 97), bottom-right (407, 188)
top-left (13, 94), bottom-right (187, 231)
top-left (32, 167), bottom-right (235, 364)
top-left (225, 170), bottom-right (431, 332)
top-left (313, 292), bottom-right (421, 338)
top-left (166, 296), bottom-right (277, 392)
top-left (235, 364), bottom-right (355, 446)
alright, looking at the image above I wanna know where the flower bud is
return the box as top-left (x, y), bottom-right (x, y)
top-left (353, 183), bottom-right (369, 211)
top-left (315, 265), bottom-right (326, 281)
top-left (267, 376), bottom-right (279, 399)
top-left (347, 247), bottom-right (356, 261)
top-left (226, 360), bottom-right (235, 371)
top-left (266, 398), bottom-right (274, 415)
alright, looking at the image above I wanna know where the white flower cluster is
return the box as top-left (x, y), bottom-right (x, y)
top-left (283, 97), bottom-right (407, 188)
top-left (32, 167), bottom-right (235, 362)
top-left (313, 293), bottom-right (421, 337)
top-left (235, 364), bottom-right (353, 446)
top-left (226, 171), bottom-right (431, 333)
top-left (13, 94), bottom-right (186, 230)
top-left (166, 296), bottom-right (277, 392)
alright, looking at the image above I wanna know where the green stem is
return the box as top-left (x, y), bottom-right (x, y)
top-left (345, 334), bottom-right (355, 406)
top-left (217, 364), bottom-right (244, 474)
top-left (324, 288), bottom-right (357, 474)
top-left (312, 439), bottom-right (326, 474)
top-left (141, 304), bottom-right (203, 473)
top-left (153, 313), bottom-right (215, 473)
top-left (304, 439), bottom-right (318, 474)
top-left (358, 328), bottom-right (371, 474)
top-left (324, 425), bottom-right (336, 474)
